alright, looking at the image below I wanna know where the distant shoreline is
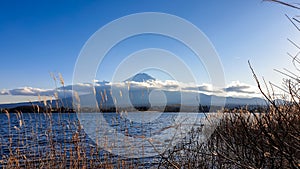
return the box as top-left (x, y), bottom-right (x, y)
top-left (1, 104), bottom-right (268, 113)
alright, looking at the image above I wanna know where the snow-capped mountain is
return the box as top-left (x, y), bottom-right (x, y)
top-left (125, 73), bottom-right (155, 82)
top-left (0, 73), bottom-right (267, 111)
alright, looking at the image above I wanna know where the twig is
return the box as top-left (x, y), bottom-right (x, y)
top-left (264, 0), bottom-right (300, 10)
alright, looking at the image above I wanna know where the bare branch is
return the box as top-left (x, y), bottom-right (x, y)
top-left (287, 38), bottom-right (300, 50)
top-left (274, 69), bottom-right (300, 82)
top-left (264, 0), bottom-right (300, 9)
top-left (285, 14), bottom-right (300, 31)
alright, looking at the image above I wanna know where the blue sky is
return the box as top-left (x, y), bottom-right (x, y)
top-left (0, 0), bottom-right (299, 102)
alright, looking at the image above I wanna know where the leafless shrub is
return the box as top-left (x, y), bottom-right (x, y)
top-left (159, 1), bottom-right (300, 169)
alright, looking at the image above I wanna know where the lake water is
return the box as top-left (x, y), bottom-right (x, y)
top-left (0, 112), bottom-right (209, 167)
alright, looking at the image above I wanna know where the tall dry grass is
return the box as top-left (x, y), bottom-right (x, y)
top-left (159, 2), bottom-right (300, 168)
top-left (0, 111), bottom-right (151, 168)
top-left (1, 1), bottom-right (300, 168)
top-left (0, 74), bottom-right (154, 169)
top-left (158, 62), bottom-right (300, 168)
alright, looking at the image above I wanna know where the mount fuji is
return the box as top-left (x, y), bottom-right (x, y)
top-left (125, 73), bottom-right (155, 82)
top-left (0, 73), bottom-right (267, 112)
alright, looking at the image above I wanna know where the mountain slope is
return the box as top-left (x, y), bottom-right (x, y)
top-left (125, 73), bottom-right (155, 82)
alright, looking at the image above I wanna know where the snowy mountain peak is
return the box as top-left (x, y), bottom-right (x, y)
top-left (125, 73), bottom-right (155, 82)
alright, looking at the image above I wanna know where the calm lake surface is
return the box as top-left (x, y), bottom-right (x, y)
top-left (0, 112), bottom-right (206, 167)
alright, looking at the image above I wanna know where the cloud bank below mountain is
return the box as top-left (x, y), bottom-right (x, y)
top-left (0, 79), bottom-right (262, 104)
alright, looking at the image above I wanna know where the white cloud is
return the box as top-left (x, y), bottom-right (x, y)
top-left (224, 81), bottom-right (260, 97)
top-left (0, 86), bottom-right (73, 98)
top-left (0, 80), bottom-right (261, 104)
top-left (0, 95), bottom-right (41, 104)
